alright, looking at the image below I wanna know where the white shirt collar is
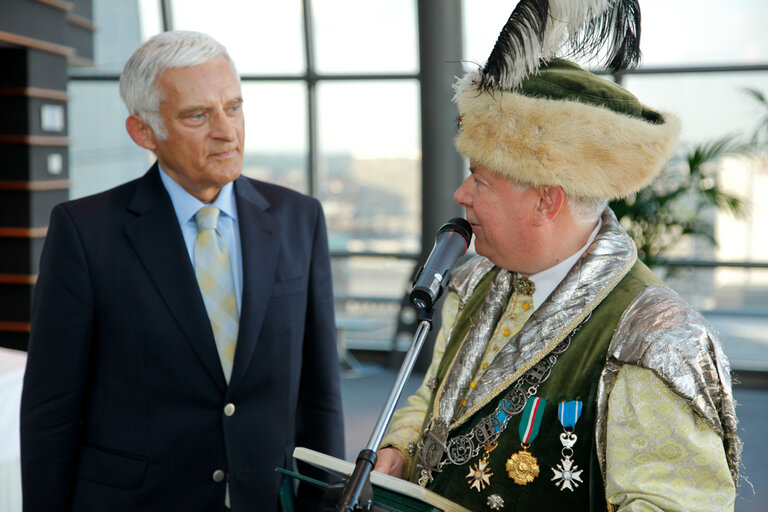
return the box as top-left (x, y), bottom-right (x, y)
top-left (528, 217), bottom-right (602, 309)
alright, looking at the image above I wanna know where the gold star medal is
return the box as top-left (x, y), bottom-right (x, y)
top-left (506, 446), bottom-right (539, 485)
top-left (506, 396), bottom-right (546, 485)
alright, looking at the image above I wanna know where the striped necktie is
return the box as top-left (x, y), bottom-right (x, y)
top-left (194, 206), bottom-right (238, 383)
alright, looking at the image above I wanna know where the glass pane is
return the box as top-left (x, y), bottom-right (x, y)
top-left (619, 73), bottom-right (768, 266)
top-left (240, 82), bottom-right (308, 193)
top-left (623, 71), bottom-right (768, 147)
top-left (463, 0), bottom-right (768, 69)
top-left (661, 266), bottom-right (768, 371)
top-left (313, 0), bottom-right (418, 74)
top-left (332, 255), bottom-right (415, 350)
top-left (170, 0), bottom-right (304, 74)
top-left (641, 0), bottom-right (768, 67)
top-left (463, 0), bottom-right (516, 71)
top-left (71, 0), bottom-right (146, 75)
top-left (316, 80), bottom-right (420, 255)
top-left (715, 156), bottom-right (768, 264)
top-left (68, 82), bottom-right (151, 199)
top-left (137, 0), bottom-right (163, 40)
top-left (659, 265), bottom-right (768, 314)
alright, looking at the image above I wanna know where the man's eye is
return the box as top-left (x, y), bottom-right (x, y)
top-left (182, 111), bottom-right (206, 122)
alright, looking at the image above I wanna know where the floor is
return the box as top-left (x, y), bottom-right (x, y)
top-left (339, 365), bottom-right (768, 512)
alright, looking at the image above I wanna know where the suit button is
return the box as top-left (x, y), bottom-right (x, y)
top-left (212, 469), bottom-right (226, 482)
top-left (224, 403), bottom-right (236, 416)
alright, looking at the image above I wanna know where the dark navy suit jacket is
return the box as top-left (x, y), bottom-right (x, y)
top-left (20, 165), bottom-right (344, 511)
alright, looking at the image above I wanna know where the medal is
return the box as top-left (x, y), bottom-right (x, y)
top-left (506, 396), bottom-right (546, 485)
top-left (506, 447), bottom-right (539, 485)
top-left (551, 400), bottom-right (584, 491)
top-left (466, 457), bottom-right (493, 491)
top-left (466, 442), bottom-right (497, 492)
top-left (413, 316), bottom-right (591, 491)
top-left (487, 494), bottom-right (505, 510)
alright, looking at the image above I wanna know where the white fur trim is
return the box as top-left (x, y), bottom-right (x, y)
top-left (454, 86), bottom-right (681, 199)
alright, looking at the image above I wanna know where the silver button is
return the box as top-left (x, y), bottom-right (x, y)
top-left (224, 403), bottom-right (236, 416)
top-left (212, 469), bottom-right (225, 482)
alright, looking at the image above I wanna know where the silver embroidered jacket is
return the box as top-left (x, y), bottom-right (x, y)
top-left (444, 209), bottom-right (741, 484)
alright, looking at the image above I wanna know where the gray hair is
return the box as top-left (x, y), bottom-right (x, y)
top-left (506, 177), bottom-right (607, 224)
top-left (119, 30), bottom-right (238, 139)
top-left (568, 196), bottom-right (608, 224)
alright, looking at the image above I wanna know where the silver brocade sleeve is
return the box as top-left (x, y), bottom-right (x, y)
top-left (597, 285), bottom-right (742, 485)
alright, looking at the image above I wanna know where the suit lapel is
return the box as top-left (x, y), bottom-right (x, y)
top-left (125, 166), bottom-right (227, 390)
top-left (227, 177), bottom-right (280, 393)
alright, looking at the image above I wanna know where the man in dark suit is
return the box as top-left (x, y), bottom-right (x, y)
top-left (20, 30), bottom-right (344, 512)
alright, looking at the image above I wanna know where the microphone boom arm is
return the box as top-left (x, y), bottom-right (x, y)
top-left (334, 307), bottom-right (436, 512)
top-left (332, 217), bottom-right (472, 511)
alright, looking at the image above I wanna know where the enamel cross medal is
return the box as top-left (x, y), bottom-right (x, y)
top-left (551, 400), bottom-right (584, 491)
top-left (466, 442), bottom-right (497, 492)
top-left (506, 396), bottom-right (546, 485)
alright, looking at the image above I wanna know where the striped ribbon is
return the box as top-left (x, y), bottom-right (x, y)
top-left (518, 396), bottom-right (547, 444)
top-left (557, 400), bottom-right (582, 429)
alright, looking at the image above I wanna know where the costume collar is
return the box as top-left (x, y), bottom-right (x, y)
top-left (449, 209), bottom-right (636, 427)
top-left (529, 218), bottom-right (602, 310)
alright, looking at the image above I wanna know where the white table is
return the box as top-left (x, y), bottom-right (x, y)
top-left (0, 347), bottom-right (26, 512)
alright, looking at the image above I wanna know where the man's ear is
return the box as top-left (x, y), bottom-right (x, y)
top-left (533, 185), bottom-right (565, 225)
top-left (125, 115), bottom-right (157, 151)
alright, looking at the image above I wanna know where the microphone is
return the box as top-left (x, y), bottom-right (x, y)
top-left (410, 217), bottom-right (473, 310)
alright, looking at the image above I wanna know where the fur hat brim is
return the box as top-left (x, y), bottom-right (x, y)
top-left (454, 61), bottom-right (681, 200)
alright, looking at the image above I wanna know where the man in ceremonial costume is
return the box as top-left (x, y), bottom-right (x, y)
top-left (374, 1), bottom-right (741, 511)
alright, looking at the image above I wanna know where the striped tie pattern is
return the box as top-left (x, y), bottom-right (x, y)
top-left (194, 206), bottom-right (238, 383)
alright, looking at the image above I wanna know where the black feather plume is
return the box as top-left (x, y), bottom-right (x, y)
top-left (475, 0), bottom-right (643, 91)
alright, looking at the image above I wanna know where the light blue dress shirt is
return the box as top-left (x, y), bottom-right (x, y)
top-left (158, 165), bottom-right (243, 314)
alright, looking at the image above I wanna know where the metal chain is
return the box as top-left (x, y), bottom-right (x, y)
top-left (418, 312), bottom-right (592, 484)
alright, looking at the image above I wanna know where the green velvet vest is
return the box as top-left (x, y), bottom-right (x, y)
top-left (418, 261), bottom-right (662, 511)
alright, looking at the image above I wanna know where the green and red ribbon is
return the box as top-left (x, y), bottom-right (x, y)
top-left (519, 396), bottom-right (547, 444)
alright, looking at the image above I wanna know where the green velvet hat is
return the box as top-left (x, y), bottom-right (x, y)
top-left (453, 0), bottom-right (681, 200)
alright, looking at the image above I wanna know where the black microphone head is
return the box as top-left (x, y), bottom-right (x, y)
top-left (439, 217), bottom-right (472, 245)
top-left (409, 217), bottom-right (474, 310)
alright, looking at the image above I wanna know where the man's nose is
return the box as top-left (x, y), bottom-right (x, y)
top-left (211, 109), bottom-right (237, 140)
top-left (454, 178), bottom-right (471, 207)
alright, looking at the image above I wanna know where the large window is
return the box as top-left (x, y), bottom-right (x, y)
top-left (68, 1), bottom-right (767, 363)
top-left (69, 0), bottom-right (422, 350)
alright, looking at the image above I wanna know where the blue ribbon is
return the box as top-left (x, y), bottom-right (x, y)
top-left (492, 400), bottom-right (511, 432)
top-left (557, 400), bottom-right (582, 429)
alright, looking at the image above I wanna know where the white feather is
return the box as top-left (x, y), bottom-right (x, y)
top-left (494, 0), bottom-right (617, 89)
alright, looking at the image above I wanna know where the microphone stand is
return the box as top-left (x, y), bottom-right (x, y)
top-left (330, 306), bottom-right (436, 512)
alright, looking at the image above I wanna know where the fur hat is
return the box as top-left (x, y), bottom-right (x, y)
top-left (453, 0), bottom-right (681, 200)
